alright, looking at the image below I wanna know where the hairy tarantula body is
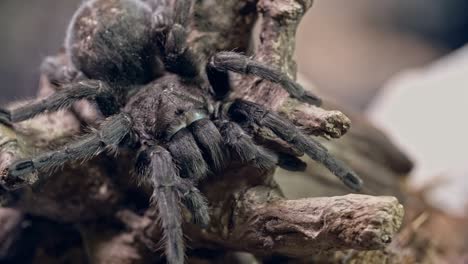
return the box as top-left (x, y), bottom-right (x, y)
top-left (0, 0), bottom-right (363, 263)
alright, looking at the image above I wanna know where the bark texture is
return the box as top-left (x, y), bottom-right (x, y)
top-left (0, 0), bottom-right (410, 263)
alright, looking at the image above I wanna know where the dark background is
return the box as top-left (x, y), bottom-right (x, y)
top-left (1, 0), bottom-right (468, 110)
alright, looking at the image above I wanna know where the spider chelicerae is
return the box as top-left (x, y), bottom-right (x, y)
top-left (0, 0), bottom-right (363, 263)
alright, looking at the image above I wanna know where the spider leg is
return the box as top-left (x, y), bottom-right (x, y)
top-left (179, 181), bottom-right (210, 226)
top-left (6, 113), bottom-right (131, 183)
top-left (167, 128), bottom-right (209, 181)
top-left (226, 99), bottom-right (363, 191)
top-left (208, 52), bottom-right (322, 106)
top-left (139, 146), bottom-right (209, 264)
top-left (135, 148), bottom-right (210, 226)
top-left (216, 121), bottom-right (278, 171)
top-left (163, 24), bottom-right (199, 78)
top-left (150, 0), bottom-right (198, 78)
top-left (0, 80), bottom-right (119, 125)
top-left (189, 119), bottom-right (227, 174)
top-left (206, 63), bottom-right (231, 100)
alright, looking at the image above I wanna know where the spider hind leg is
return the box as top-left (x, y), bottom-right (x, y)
top-left (4, 113), bottom-right (132, 188)
top-left (0, 80), bottom-right (119, 125)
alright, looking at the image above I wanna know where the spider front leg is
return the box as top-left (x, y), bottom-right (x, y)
top-left (167, 128), bottom-right (209, 181)
top-left (208, 52), bottom-right (322, 106)
top-left (0, 80), bottom-right (119, 126)
top-left (135, 146), bottom-right (209, 264)
top-left (216, 121), bottom-right (278, 171)
top-left (2, 113), bottom-right (131, 188)
top-left (189, 119), bottom-right (227, 174)
top-left (225, 99), bottom-right (363, 191)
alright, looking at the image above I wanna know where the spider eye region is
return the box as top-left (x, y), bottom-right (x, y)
top-left (66, 0), bottom-right (159, 85)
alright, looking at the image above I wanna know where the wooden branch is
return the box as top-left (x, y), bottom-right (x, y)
top-left (235, 0), bottom-right (314, 109)
top-left (279, 99), bottom-right (351, 139)
top-left (229, 193), bottom-right (403, 256)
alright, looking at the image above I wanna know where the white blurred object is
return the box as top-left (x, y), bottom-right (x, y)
top-left (368, 46), bottom-right (468, 217)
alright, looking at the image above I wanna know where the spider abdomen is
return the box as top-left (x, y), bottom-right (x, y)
top-left (66, 0), bottom-right (159, 86)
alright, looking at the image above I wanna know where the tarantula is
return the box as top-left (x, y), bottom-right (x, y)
top-left (0, 0), bottom-right (363, 263)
